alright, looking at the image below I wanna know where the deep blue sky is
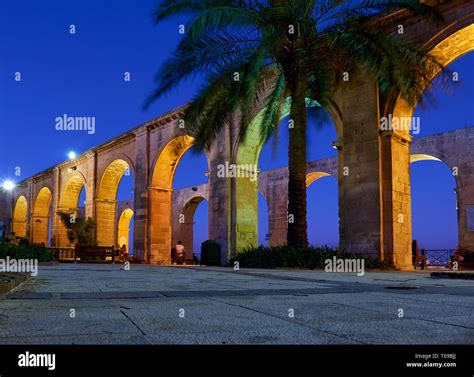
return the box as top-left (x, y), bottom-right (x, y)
top-left (1, 0), bottom-right (472, 253)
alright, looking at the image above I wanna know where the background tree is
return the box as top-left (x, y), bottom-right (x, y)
top-left (57, 211), bottom-right (97, 246)
top-left (146, 0), bottom-right (449, 248)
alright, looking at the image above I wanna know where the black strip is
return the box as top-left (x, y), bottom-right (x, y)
top-left (0, 345), bottom-right (472, 377)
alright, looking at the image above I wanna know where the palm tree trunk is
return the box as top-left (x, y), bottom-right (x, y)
top-left (287, 73), bottom-right (308, 248)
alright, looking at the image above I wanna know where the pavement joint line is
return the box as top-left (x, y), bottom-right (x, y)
top-left (0, 332), bottom-right (142, 341)
top-left (119, 309), bottom-right (150, 341)
top-left (175, 268), bottom-right (474, 296)
top-left (204, 296), bottom-right (367, 345)
top-left (368, 291), bottom-right (474, 309)
top-left (7, 286), bottom-right (440, 300)
top-left (330, 301), bottom-right (474, 331)
top-left (0, 275), bottom-right (33, 298)
top-left (185, 267), bottom-right (337, 284)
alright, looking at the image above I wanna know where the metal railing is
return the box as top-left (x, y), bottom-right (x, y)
top-left (424, 249), bottom-right (455, 268)
top-left (47, 247), bottom-right (75, 261)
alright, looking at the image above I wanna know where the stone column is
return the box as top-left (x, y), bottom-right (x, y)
top-left (457, 164), bottom-right (474, 251)
top-left (339, 73), bottom-right (383, 260)
top-left (148, 186), bottom-right (173, 264)
top-left (132, 128), bottom-right (150, 263)
top-left (380, 130), bottom-right (413, 270)
top-left (95, 199), bottom-right (117, 247)
top-left (334, 140), bottom-right (346, 252)
top-left (85, 152), bottom-right (97, 219)
top-left (208, 127), bottom-right (233, 265)
top-left (261, 173), bottom-right (288, 247)
top-left (339, 71), bottom-right (416, 269)
top-left (51, 167), bottom-right (61, 247)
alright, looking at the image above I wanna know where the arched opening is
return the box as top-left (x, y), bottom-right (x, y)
top-left (237, 95), bottom-right (340, 250)
top-left (32, 187), bottom-right (52, 245)
top-left (306, 173), bottom-right (339, 248)
top-left (96, 159), bottom-right (131, 247)
top-left (193, 199), bottom-right (208, 261)
top-left (392, 24), bottom-right (474, 127)
top-left (410, 157), bottom-right (458, 266)
top-left (12, 195), bottom-right (27, 238)
top-left (173, 196), bottom-right (208, 263)
top-left (57, 174), bottom-right (85, 247)
top-left (150, 135), bottom-right (197, 264)
top-left (386, 24), bottom-right (474, 267)
top-left (236, 98), bottom-right (341, 251)
top-left (117, 208), bottom-right (134, 254)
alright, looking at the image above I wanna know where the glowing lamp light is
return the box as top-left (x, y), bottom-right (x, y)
top-left (2, 180), bottom-right (15, 191)
top-left (68, 151), bottom-right (77, 160)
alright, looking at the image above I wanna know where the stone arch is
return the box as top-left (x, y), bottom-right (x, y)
top-left (58, 173), bottom-right (86, 246)
top-left (96, 159), bottom-right (131, 247)
top-left (149, 135), bottom-right (196, 264)
top-left (306, 172), bottom-right (331, 187)
top-left (306, 172), bottom-right (339, 247)
top-left (117, 208), bottom-right (134, 253)
top-left (409, 153), bottom-right (459, 190)
top-left (235, 98), bottom-right (342, 250)
top-left (176, 196), bottom-right (207, 261)
top-left (409, 155), bottom-right (459, 251)
top-left (234, 105), bottom-right (289, 251)
top-left (391, 24), bottom-right (474, 134)
top-left (12, 195), bottom-right (28, 238)
top-left (380, 23), bottom-right (474, 268)
top-left (32, 187), bottom-right (52, 245)
top-left (410, 154), bottom-right (442, 163)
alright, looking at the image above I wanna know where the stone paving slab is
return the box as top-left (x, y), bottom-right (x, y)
top-left (0, 273), bottom-right (30, 296)
top-left (0, 264), bottom-right (472, 344)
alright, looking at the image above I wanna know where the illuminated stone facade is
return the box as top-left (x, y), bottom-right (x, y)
top-left (0, 0), bottom-right (472, 269)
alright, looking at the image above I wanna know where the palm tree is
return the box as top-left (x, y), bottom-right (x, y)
top-left (146, 0), bottom-right (446, 248)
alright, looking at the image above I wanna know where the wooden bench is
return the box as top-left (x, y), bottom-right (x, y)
top-left (74, 245), bottom-right (115, 263)
top-left (412, 240), bottom-right (426, 269)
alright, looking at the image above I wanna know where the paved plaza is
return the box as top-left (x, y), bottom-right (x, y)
top-left (0, 264), bottom-right (473, 344)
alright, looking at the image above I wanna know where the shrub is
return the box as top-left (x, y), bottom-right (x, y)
top-left (230, 245), bottom-right (388, 270)
top-left (57, 211), bottom-right (97, 246)
top-left (0, 241), bottom-right (54, 262)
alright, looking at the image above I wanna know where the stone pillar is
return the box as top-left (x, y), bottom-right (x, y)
top-left (51, 167), bottom-right (61, 247)
top-left (262, 174), bottom-right (288, 247)
top-left (26, 181), bottom-right (33, 240)
top-left (235, 173), bottom-right (259, 250)
top-left (334, 140), bottom-right (345, 252)
top-left (31, 214), bottom-right (49, 245)
top-left (339, 73), bottom-right (383, 260)
top-left (208, 128), bottom-right (233, 265)
top-left (380, 130), bottom-right (413, 270)
top-left (1, 191), bottom-right (13, 237)
top-left (85, 152), bottom-right (97, 219)
top-left (457, 166), bottom-right (474, 251)
top-left (339, 71), bottom-right (414, 269)
top-left (132, 128), bottom-right (150, 263)
top-left (95, 199), bottom-right (117, 247)
top-left (149, 187), bottom-right (173, 264)
top-left (172, 202), bottom-right (196, 261)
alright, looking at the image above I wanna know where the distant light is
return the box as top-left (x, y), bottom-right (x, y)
top-left (68, 151), bottom-right (77, 160)
top-left (2, 180), bottom-right (15, 191)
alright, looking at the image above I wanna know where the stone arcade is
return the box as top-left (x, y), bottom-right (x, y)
top-left (1, 1), bottom-right (473, 269)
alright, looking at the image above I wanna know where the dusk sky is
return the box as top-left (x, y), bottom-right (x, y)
top-left (1, 0), bottom-right (472, 254)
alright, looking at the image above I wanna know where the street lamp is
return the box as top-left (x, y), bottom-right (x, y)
top-left (2, 180), bottom-right (15, 191)
top-left (1, 180), bottom-right (15, 237)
